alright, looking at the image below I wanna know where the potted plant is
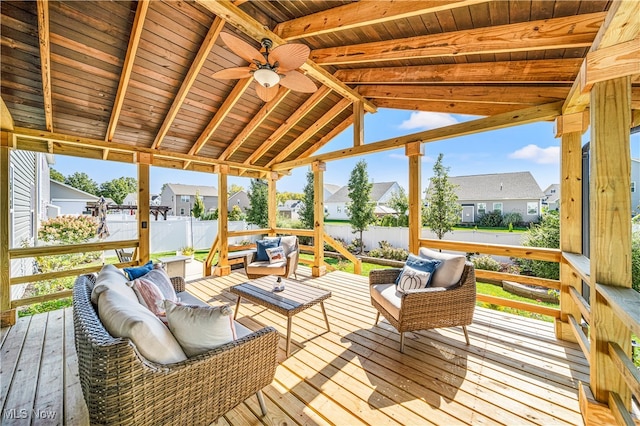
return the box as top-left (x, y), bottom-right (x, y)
top-left (177, 246), bottom-right (195, 262)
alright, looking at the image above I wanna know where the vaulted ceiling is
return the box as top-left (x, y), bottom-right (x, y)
top-left (1, 0), bottom-right (638, 177)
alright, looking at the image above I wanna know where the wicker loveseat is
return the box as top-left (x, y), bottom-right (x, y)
top-left (369, 257), bottom-right (476, 353)
top-left (72, 273), bottom-right (279, 425)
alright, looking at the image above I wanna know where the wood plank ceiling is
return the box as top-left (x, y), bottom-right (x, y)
top-left (1, 0), bottom-right (626, 177)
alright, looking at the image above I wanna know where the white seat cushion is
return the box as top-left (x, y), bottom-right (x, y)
top-left (246, 260), bottom-right (286, 276)
top-left (419, 247), bottom-right (466, 288)
top-left (371, 283), bottom-right (401, 320)
top-left (98, 288), bottom-right (187, 365)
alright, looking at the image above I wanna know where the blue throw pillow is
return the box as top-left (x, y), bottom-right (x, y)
top-left (396, 254), bottom-right (441, 287)
top-left (256, 238), bottom-right (281, 261)
top-left (124, 260), bottom-right (154, 280)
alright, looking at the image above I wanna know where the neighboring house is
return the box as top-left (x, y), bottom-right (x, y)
top-left (228, 190), bottom-right (250, 212)
top-left (323, 183), bottom-right (341, 200)
top-left (122, 192), bottom-right (162, 207)
top-left (278, 200), bottom-right (303, 220)
top-left (441, 172), bottom-right (544, 223)
top-left (632, 159), bottom-right (640, 215)
top-left (50, 180), bottom-right (100, 215)
top-left (325, 181), bottom-right (401, 220)
top-left (9, 151), bottom-right (52, 285)
top-left (542, 184), bottom-right (560, 211)
top-left (160, 183), bottom-right (218, 216)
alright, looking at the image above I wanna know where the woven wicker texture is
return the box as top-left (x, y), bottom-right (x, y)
top-left (369, 262), bottom-right (476, 334)
top-left (72, 274), bottom-right (279, 425)
top-left (244, 237), bottom-right (299, 279)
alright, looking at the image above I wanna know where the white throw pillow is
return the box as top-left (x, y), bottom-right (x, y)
top-left (279, 236), bottom-right (297, 256)
top-left (266, 246), bottom-right (286, 264)
top-left (397, 268), bottom-right (432, 293)
top-left (98, 289), bottom-right (187, 365)
top-left (91, 264), bottom-right (137, 304)
top-left (164, 300), bottom-right (237, 357)
top-left (418, 247), bottom-right (466, 288)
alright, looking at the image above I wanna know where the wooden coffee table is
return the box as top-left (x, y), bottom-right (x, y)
top-left (230, 275), bottom-right (331, 356)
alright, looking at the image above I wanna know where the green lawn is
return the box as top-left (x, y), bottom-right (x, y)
top-left (475, 282), bottom-right (558, 322)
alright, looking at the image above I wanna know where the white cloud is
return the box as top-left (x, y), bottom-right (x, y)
top-left (399, 112), bottom-right (459, 130)
top-left (508, 144), bottom-right (559, 164)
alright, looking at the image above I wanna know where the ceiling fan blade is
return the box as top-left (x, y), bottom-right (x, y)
top-left (255, 83), bottom-right (279, 102)
top-left (279, 70), bottom-right (317, 93)
top-left (269, 43), bottom-right (310, 72)
top-left (212, 67), bottom-right (253, 80)
top-left (219, 32), bottom-right (264, 65)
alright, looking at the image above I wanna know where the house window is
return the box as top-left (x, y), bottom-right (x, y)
top-left (493, 202), bottom-right (503, 214)
top-left (477, 203), bottom-right (486, 215)
top-left (337, 206), bottom-right (341, 213)
top-left (181, 195), bottom-right (190, 202)
top-left (631, 182), bottom-right (636, 193)
top-left (180, 208), bottom-right (185, 215)
top-left (527, 202), bottom-right (539, 216)
top-left (550, 189), bottom-right (556, 193)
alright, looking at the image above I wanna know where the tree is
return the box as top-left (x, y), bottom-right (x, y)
top-left (98, 177), bottom-right (137, 205)
top-left (346, 160), bottom-right (376, 254)
top-left (65, 172), bottom-right (99, 195)
top-left (191, 190), bottom-right (205, 218)
top-left (50, 168), bottom-right (65, 182)
top-left (229, 183), bottom-right (244, 196)
top-left (228, 204), bottom-right (244, 221)
top-left (423, 153), bottom-right (461, 239)
top-left (277, 191), bottom-right (304, 205)
top-left (246, 179), bottom-right (268, 228)
top-left (517, 210), bottom-right (560, 279)
top-left (299, 170), bottom-right (315, 229)
top-left (388, 186), bottom-right (409, 227)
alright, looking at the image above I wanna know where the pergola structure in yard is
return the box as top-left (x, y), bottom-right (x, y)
top-left (1, 1), bottom-right (638, 423)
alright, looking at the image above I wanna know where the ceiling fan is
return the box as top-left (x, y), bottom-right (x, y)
top-left (212, 32), bottom-right (317, 102)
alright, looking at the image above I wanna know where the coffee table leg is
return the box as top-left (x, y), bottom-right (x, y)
top-left (286, 317), bottom-right (292, 357)
top-left (320, 302), bottom-right (330, 332)
top-left (233, 296), bottom-right (241, 320)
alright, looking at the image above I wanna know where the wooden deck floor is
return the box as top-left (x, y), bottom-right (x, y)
top-left (1, 267), bottom-right (589, 425)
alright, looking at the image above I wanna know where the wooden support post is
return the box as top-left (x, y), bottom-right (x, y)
top-left (268, 172), bottom-right (278, 235)
top-left (312, 161), bottom-right (326, 277)
top-left (215, 165), bottom-right (231, 276)
top-left (555, 113), bottom-right (586, 341)
top-left (589, 76), bottom-right (632, 408)
top-left (353, 100), bottom-right (364, 147)
top-left (137, 162), bottom-right (150, 264)
top-left (406, 142), bottom-right (422, 254)
top-left (0, 134), bottom-right (16, 326)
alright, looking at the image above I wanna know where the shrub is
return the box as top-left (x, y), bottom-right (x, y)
top-left (471, 255), bottom-right (501, 271)
top-left (501, 212), bottom-right (523, 228)
top-left (477, 210), bottom-right (503, 227)
top-left (632, 231), bottom-right (640, 292)
top-left (39, 215), bottom-right (97, 244)
top-left (517, 210), bottom-right (559, 279)
top-left (380, 215), bottom-right (397, 227)
top-left (347, 238), bottom-right (365, 254)
top-left (368, 241), bottom-right (409, 261)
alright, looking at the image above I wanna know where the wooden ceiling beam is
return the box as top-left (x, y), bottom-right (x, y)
top-left (218, 86), bottom-right (291, 161)
top-left (299, 115), bottom-right (355, 160)
top-left (563, 0), bottom-right (640, 114)
top-left (0, 97), bottom-right (14, 131)
top-left (311, 12), bottom-right (605, 65)
top-left (274, 0), bottom-right (487, 41)
top-left (272, 101), bottom-right (563, 171)
top-left (373, 98), bottom-right (528, 116)
top-left (267, 98), bottom-right (351, 166)
top-left (358, 85), bottom-right (570, 105)
top-left (151, 17), bottom-right (225, 150)
top-left (11, 127), bottom-right (271, 176)
top-left (36, 0), bottom-right (52, 132)
top-left (335, 59), bottom-right (582, 84)
top-left (194, 0), bottom-right (376, 113)
top-left (188, 77), bottom-right (252, 156)
top-left (245, 86), bottom-right (332, 165)
top-left (106, 0), bottom-right (149, 142)
top-left (585, 37), bottom-right (640, 88)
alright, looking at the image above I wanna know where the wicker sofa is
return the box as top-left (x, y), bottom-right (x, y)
top-left (72, 273), bottom-right (279, 425)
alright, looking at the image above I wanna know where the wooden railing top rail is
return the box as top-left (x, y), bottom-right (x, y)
top-left (8, 239), bottom-right (140, 259)
top-left (419, 238), bottom-right (561, 262)
top-left (562, 252), bottom-right (591, 286)
top-left (596, 283), bottom-right (640, 339)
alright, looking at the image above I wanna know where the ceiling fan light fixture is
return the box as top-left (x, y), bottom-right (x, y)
top-left (254, 68), bottom-right (280, 88)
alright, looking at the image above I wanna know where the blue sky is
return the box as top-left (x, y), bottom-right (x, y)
top-left (51, 108), bottom-right (640, 195)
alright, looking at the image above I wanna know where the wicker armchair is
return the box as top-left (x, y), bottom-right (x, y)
top-left (369, 262), bottom-right (476, 353)
top-left (72, 274), bottom-right (279, 425)
top-left (244, 236), bottom-right (299, 280)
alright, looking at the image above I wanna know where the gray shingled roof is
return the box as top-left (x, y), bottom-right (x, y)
top-left (324, 184), bottom-right (341, 195)
top-left (165, 183), bottom-right (217, 197)
top-left (326, 182), bottom-right (396, 203)
top-left (438, 172), bottom-right (543, 201)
